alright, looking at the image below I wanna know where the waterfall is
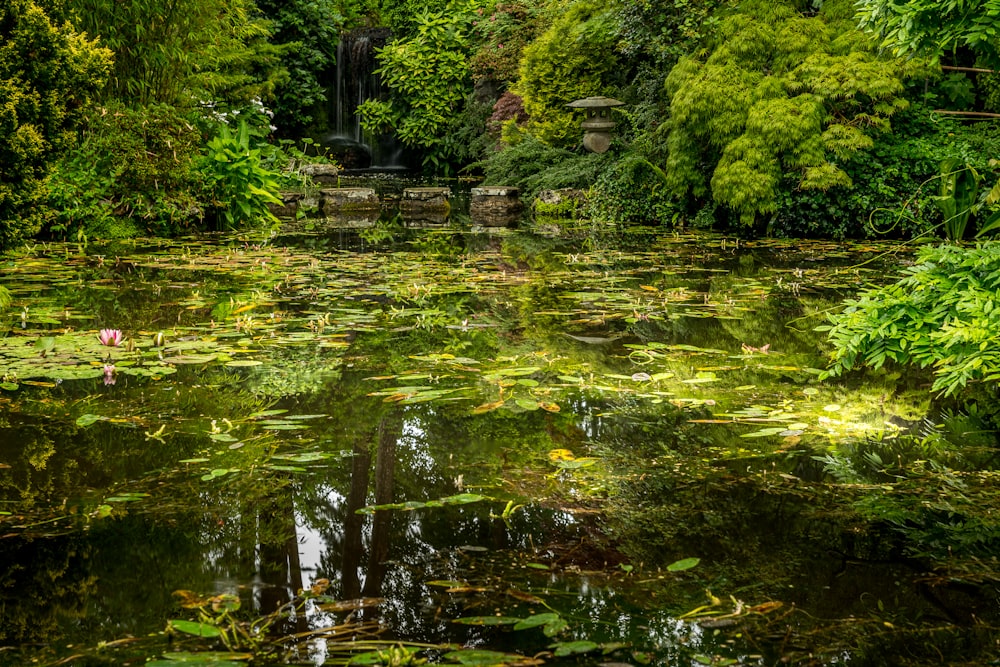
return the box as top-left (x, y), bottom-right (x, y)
top-left (323, 27), bottom-right (408, 171)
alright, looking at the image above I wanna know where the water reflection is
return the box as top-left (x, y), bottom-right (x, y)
top-left (0, 229), bottom-right (997, 665)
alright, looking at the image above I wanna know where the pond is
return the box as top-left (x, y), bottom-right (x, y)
top-left (1, 219), bottom-right (998, 667)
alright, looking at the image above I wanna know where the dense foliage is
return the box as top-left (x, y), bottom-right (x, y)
top-left (358, 6), bottom-right (481, 172)
top-left (67, 0), bottom-right (284, 108)
top-left (0, 0), bottom-right (111, 248)
top-left (45, 103), bottom-right (205, 239)
top-left (4, 0), bottom-right (1000, 246)
top-left (662, 0), bottom-right (917, 228)
top-left (820, 243), bottom-right (1000, 397)
top-left (515, 0), bottom-right (623, 147)
top-left (255, 0), bottom-right (349, 135)
top-left (857, 0), bottom-right (1000, 68)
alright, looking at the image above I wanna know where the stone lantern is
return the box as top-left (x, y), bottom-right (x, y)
top-left (566, 96), bottom-right (625, 153)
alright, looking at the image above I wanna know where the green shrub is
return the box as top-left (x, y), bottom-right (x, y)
top-left (478, 134), bottom-right (607, 200)
top-left (45, 103), bottom-right (205, 239)
top-left (199, 120), bottom-right (283, 229)
top-left (515, 0), bottom-right (623, 147)
top-left (358, 6), bottom-right (482, 173)
top-left (470, 1), bottom-right (545, 87)
top-left (662, 0), bottom-right (922, 228)
top-left (773, 107), bottom-right (1000, 239)
top-left (820, 243), bottom-right (1000, 397)
top-left (589, 153), bottom-right (677, 225)
top-left (68, 0), bottom-right (285, 108)
top-left (0, 0), bottom-right (111, 250)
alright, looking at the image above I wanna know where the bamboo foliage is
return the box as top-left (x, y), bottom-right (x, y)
top-left (67, 0), bottom-right (284, 107)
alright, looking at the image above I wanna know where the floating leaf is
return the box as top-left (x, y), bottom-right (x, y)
top-left (513, 613), bottom-right (561, 630)
top-left (350, 648), bottom-right (423, 665)
top-left (472, 400), bottom-right (505, 414)
top-left (168, 620), bottom-right (222, 638)
top-left (667, 557), bottom-right (700, 572)
top-left (452, 616), bottom-right (522, 626)
top-left (551, 641), bottom-right (599, 657)
top-left (76, 414), bottom-right (103, 427)
top-left (443, 650), bottom-right (526, 665)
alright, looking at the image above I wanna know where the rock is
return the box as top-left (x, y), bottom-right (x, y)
top-left (319, 188), bottom-right (379, 215)
top-left (470, 186), bottom-right (523, 228)
top-left (300, 163), bottom-right (340, 184)
top-left (268, 191), bottom-right (304, 219)
top-left (401, 187), bottom-right (451, 213)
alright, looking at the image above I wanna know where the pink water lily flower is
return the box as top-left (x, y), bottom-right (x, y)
top-left (98, 328), bottom-right (124, 346)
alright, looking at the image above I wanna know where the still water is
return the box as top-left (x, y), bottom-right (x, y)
top-left (1, 221), bottom-right (997, 666)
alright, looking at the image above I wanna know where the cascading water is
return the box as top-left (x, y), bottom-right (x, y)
top-left (323, 27), bottom-right (409, 171)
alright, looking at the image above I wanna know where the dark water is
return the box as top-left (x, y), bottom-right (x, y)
top-left (1, 224), bottom-right (997, 666)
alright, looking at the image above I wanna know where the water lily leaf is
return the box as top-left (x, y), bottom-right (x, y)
top-left (538, 402), bottom-right (561, 413)
top-left (439, 493), bottom-right (488, 505)
top-left (225, 360), bottom-right (263, 367)
top-left (542, 618), bottom-right (569, 636)
top-left (0, 382), bottom-right (18, 391)
top-left (76, 413), bottom-right (104, 427)
top-left (151, 652), bottom-right (251, 663)
top-left (209, 433), bottom-right (238, 442)
top-left (443, 649), bottom-right (525, 665)
top-left (667, 557), bottom-right (700, 572)
top-left (472, 400), bottom-right (505, 414)
top-left (350, 648), bottom-right (423, 665)
top-left (551, 641), bottom-right (599, 656)
top-left (452, 616), bottom-right (521, 626)
top-left (740, 427), bottom-right (787, 438)
top-left (168, 620), bottom-right (222, 637)
top-left (513, 613), bottom-right (561, 630)
top-left (266, 465), bottom-right (308, 473)
top-left (105, 493), bottom-right (150, 502)
top-left (515, 398), bottom-right (540, 411)
top-left (147, 661), bottom-right (243, 666)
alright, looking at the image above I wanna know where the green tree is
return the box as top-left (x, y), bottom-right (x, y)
top-left (856, 0), bottom-right (1000, 68)
top-left (0, 0), bottom-right (111, 249)
top-left (663, 0), bottom-right (918, 227)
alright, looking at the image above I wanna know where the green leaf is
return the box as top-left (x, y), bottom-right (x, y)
top-left (513, 613), bottom-right (561, 630)
top-left (551, 641), bottom-right (599, 656)
top-left (168, 620), bottom-right (222, 637)
top-left (76, 413), bottom-right (103, 427)
top-left (667, 557), bottom-right (701, 572)
top-left (452, 616), bottom-right (522, 625)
